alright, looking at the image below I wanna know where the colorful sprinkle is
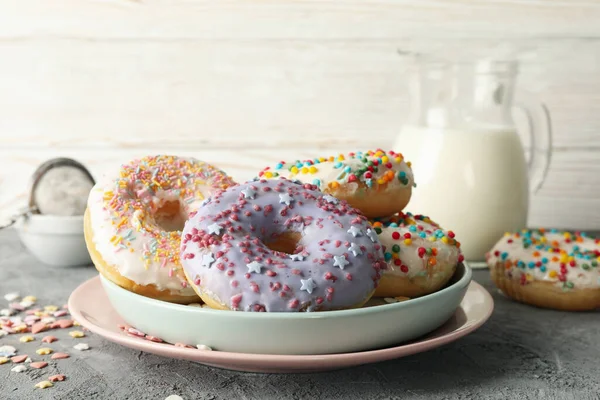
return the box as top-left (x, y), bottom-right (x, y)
top-left (36, 348), bottom-right (53, 355)
top-left (30, 361), bottom-right (48, 369)
top-left (49, 374), bottom-right (66, 382)
top-left (35, 381), bottom-right (53, 389)
top-left (51, 352), bottom-right (70, 360)
top-left (42, 336), bottom-right (58, 343)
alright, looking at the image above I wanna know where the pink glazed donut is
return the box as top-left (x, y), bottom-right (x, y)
top-left (180, 178), bottom-right (386, 312)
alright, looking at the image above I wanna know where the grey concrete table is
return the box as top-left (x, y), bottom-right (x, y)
top-left (0, 229), bottom-right (599, 400)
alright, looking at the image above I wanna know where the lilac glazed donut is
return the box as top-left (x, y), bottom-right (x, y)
top-left (180, 178), bottom-right (386, 312)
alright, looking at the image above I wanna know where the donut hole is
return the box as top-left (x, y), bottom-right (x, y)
top-left (154, 200), bottom-right (187, 232)
top-left (264, 231), bottom-right (302, 255)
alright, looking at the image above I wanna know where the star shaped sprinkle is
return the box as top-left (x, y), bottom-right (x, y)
top-left (246, 261), bottom-right (264, 274)
top-left (201, 253), bottom-right (215, 268)
top-left (347, 226), bottom-right (362, 237)
top-left (348, 243), bottom-right (362, 256)
top-left (290, 254), bottom-right (304, 261)
top-left (300, 278), bottom-right (317, 294)
top-left (207, 223), bottom-right (222, 235)
top-left (279, 193), bottom-right (294, 206)
top-left (333, 255), bottom-right (350, 270)
top-left (366, 228), bottom-right (378, 243)
top-left (323, 195), bottom-right (338, 204)
top-left (241, 187), bottom-right (256, 199)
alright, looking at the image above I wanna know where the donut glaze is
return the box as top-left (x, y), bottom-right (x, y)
top-left (487, 230), bottom-right (600, 290)
top-left (180, 178), bottom-right (386, 312)
top-left (87, 155), bottom-right (235, 298)
top-left (257, 150), bottom-right (414, 218)
top-left (371, 212), bottom-right (463, 297)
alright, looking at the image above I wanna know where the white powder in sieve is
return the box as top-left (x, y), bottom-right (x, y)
top-left (33, 166), bottom-right (94, 216)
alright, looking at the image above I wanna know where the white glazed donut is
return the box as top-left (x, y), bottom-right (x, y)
top-left (371, 212), bottom-right (463, 298)
top-left (257, 149), bottom-right (414, 218)
top-left (487, 229), bottom-right (600, 311)
top-left (84, 155), bottom-right (235, 303)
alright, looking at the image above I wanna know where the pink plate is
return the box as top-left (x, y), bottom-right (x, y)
top-left (69, 276), bottom-right (493, 373)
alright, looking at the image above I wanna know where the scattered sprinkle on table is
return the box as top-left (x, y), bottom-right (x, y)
top-left (3, 292), bottom-right (20, 302)
top-left (35, 381), bottom-right (53, 389)
top-left (44, 305), bottom-right (58, 312)
top-left (20, 300), bottom-right (35, 308)
top-left (57, 319), bottom-right (74, 329)
top-left (36, 347), bottom-right (53, 355)
top-left (74, 343), bottom-right (90, 351)
top-left (51, 352), bottom-right (70, 360)
top-left (11, 355), bottom-right (28, 363)
top-left (0, 345), bottom-right (17, 357)
top-left (69, 330), bottom-right (85, 338)
top-left (0, 356), bottom-right (9, 364)
top-left (22, 296), bottom-right (37, 303)
top-left (30, 361), bottom-right (48, 369)
top-left (165, 396), bottom-right (184, 400)
top-left (31, 321), bottom-right (48, 334)
top-left (19, 335), bottom-right (34, 343)
top-left (49, 374), bottom-right (66, 382)
top-left (11, 365), bottom-right (27, 373)
top-left (0, 308), bottom-right (14, 317)
top-left (42, 335), bottom-right (58, 343)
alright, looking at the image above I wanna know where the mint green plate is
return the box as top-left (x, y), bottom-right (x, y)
top-left (99, 263), bottom-right (472, 355)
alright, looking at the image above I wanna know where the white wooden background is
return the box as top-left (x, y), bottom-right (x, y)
top-left (0, 0), bottom-right (599, 229)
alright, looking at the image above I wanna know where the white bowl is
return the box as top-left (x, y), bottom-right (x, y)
top-left (101, 263), bottom-right (472, 355)
top-left (15, 214), bottom-right (91, 267)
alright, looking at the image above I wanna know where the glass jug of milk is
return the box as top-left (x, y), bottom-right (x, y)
top-left (394, 58), bottom-right (552, 262)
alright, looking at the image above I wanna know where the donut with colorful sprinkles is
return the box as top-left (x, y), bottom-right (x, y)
top-left (371, 212), bottom-right (463, 298)
top-left (85, 155), bottom-right (235, 303)
top-left (487, 229), bottom-right (600, 311)
top-left (180, 178), bottom-right (386, 312)
top-left (257, 150), bottom-right (414, 218)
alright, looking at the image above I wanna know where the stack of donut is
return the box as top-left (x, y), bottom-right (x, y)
top-left (85, 152), bottom-right (597, 312)
top-left (85, 150), bottom-right (464, 312)
top-left (257, 149), bottom-right (464, 301)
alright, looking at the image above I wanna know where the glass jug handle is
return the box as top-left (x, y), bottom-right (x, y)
top-left (515, 95), bottom-right (552, 194)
